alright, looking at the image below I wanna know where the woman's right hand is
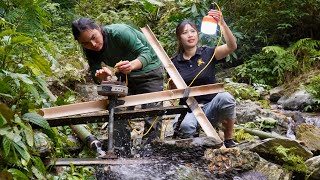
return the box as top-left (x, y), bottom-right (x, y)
top-left (95, 67), bottom-right (113, 81)
top-left (208, 9), bottom-right (224, 24)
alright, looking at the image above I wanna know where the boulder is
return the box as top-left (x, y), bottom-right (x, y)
top-left (305, 155), bottom-right (320, 180)
top-left (296, 123), bottom-right (320, 152)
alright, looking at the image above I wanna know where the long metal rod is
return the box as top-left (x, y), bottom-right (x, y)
top-left (141, 25), bottom-right (222, 144)
top-left (108, 97), bottom-right (116, 152)
top-left (44, 158), bottom-right (155, 166)
top-left (40, 84), bottom-right (224, 119)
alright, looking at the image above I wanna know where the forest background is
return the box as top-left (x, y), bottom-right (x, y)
top-left (0, 0), bottom-right (320, 179)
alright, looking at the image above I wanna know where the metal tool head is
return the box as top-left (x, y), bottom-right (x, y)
top-left (97, 79), bottom-right (128, 97)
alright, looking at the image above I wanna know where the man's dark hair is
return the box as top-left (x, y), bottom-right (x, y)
top-left (71, 18), bottom-right (100, 40)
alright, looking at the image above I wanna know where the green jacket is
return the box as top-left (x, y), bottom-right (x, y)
top-left (84, 24), bottom-right (161, 84)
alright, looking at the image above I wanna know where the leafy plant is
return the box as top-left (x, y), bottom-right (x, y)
top-left (0, 103), bottom-right (56, 179)
top-left (55, 164), bottom-right (95, 180)
top-left (274, 145), bottom-right (307, 175)
top-left (221, 0), bottom-right (320, 61)
top-left (234, 129), bottom-right (254, 142)
top-left (0, 28), bottom-right (56, 111)
top-left (255, 117), bottom-right (278, 130)
top-left (234, 38), bottom-right (320, 87)
top-left (305, 73), bottom-right (320, 111)
top-left (224, 81), bottom-right (260, 102)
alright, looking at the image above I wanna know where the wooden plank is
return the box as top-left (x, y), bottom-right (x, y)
top-left (44, 158), bottom-right (155, 166)
top-left (117, 83), bottom-right (224, 108)
top-left (39, 84), bottom-right (224, 119)
top-left (45, 106), bottom-right (189, 127)
top-left (39, 100), bottom-right (108, 119)
top-left (141, 25), bottom-right (223, 144)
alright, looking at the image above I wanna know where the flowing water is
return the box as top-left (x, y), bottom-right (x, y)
top-left (95, 143), bottom-right (243, 180)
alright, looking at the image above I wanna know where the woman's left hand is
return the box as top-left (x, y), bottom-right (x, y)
top-left (114, 60), bottom-right (133, 74)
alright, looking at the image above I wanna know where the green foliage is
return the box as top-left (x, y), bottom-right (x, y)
top-left (234, 38), bottom-right (320, 87)
top-left (255, 117), bottom-right (278, 130)
top-left (0, 28), bottom-right (56, 110)
top-left (0, 103), bottom-right (56, 179)
top-left (0, 0), bottom-right (52, 33)
top-left (241, 117), bottom-right (278, 131)
top-left (224, 82), bottom-right (260, 102)
top-left (52, 165), bottom-right (95, 180)
top-left (305, 74), bottom-right (320, 111)
top-left (274, 145), bottom-right (307, 175)
top-left (221, 0), bottom-right (320, 61)
top-left (234, 129), bottom-right (254, 142)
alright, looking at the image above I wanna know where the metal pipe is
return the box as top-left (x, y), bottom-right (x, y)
top-left (70, 124), bottom-right (106, 156)
top-left (107, 96), bottom-right (117, 152)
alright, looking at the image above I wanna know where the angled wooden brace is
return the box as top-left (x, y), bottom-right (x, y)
top-left (140, 25), bottom-right (223, 145)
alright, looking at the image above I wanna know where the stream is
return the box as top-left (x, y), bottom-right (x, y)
top-left (95, 143), bottom-right (239, 180)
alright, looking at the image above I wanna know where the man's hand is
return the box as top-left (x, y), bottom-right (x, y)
top-left (95, 67), bottom-right (113, 81)
top-left (114, 60), bottom-right (134, 74)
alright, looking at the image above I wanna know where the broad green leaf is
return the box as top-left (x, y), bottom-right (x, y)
top-left (181, 7), bottom-right (191, 13)
top-left (23, 125), bottom-right (34, 147)
top-left (0, 47), bottom-right (4, 55)
top-left (8, 168), bottom-right (29, 180)
top-left (2, 136), bottom-right (12, 156)
top-left (24, 62), bottom-right (42, 76)
top-left (0, 126), bottom-right (20, 142)
top-left (0, 30), bottom-right (14, 37)
top-left (12, 126), bottom-right (23, 143)
top-left (20, 157), bottom-right (28, 167)
top-left (13, 142), bottom-right (30, 162)
top-left (191, 4), bottom-right (197, 14)
top-left (5, 71), bottom-right (32, 85)
top-left (31, 54), bottom-right (53, 75)
top-left (22, 113), bottom-right (51, 130)
top-left (32, 166), bottom-right (45, 180)
top-left (25, 83), bottom-right (40, 100)
top-left (32, 157), bottom-right (46, 175)
top-left (35, 76), bottom-right (56, 101)
top-left (0, 114), bottom-right (7, 127)
top-left (17, 74), bottom-right (33, 85)
top-left (11, 36), bottom-right (32, 45)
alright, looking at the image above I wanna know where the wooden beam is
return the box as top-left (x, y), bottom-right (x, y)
top-left (141, 25), bottom-right (223, 144)
top-left (40, 83), bottom-right (224, 119)
top-left (45, 106), bottom-right (189, 127)
top-left (39, 100), bottom-right (108, 119)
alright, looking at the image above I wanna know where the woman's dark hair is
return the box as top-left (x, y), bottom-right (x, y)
top-left (71, 18), bottom-right (100, 40)
top-left (175, 20), bottom-right (199, 53)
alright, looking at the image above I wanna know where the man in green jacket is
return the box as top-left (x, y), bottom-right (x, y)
top-left (72, 18), bottom-right (163, 155)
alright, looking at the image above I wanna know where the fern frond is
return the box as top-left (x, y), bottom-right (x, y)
top-left (290, 38), bottom-right (320, 51)
top-left (262, 46), bottom-right (286, 55)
